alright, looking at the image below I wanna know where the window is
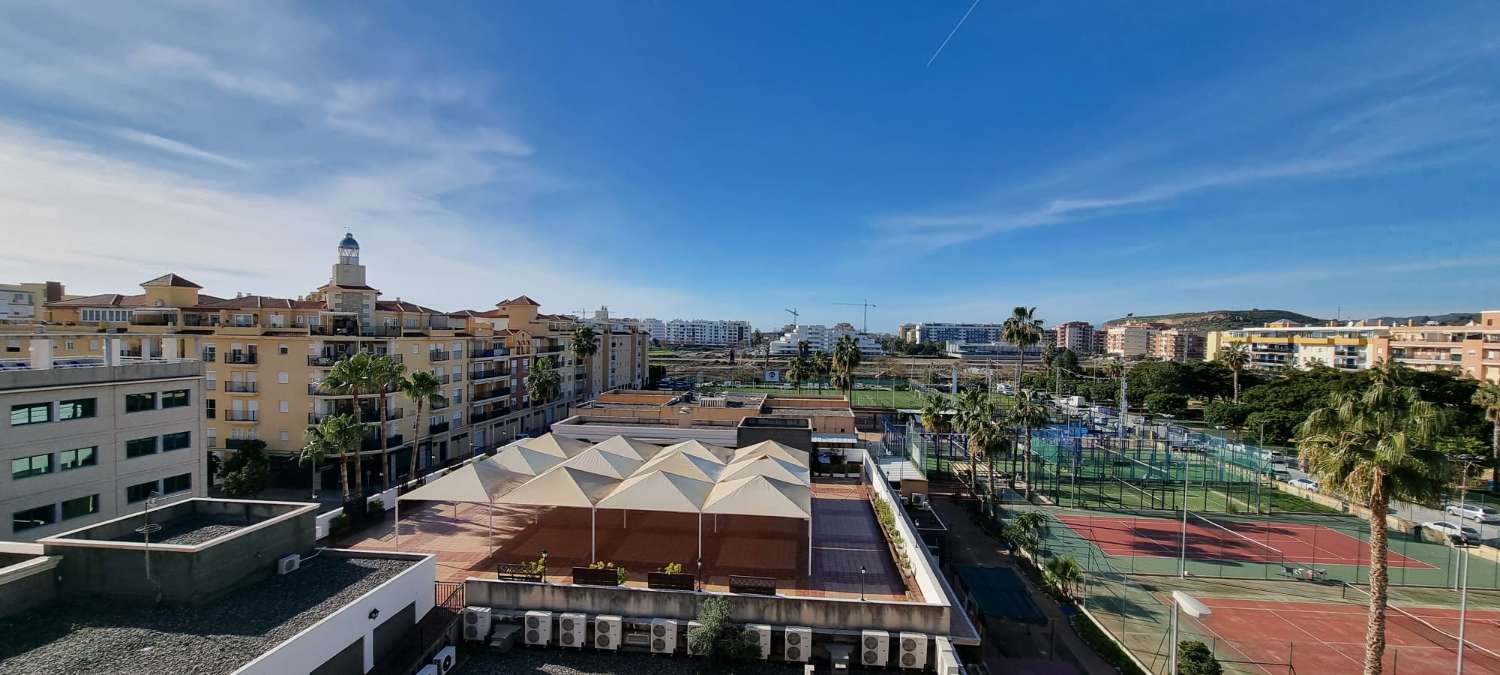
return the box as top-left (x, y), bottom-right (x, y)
top-left (277, 372), bottom-right (289, 384)
top-left (58, 398), bottom-right (96, 421)
top-left (162, 431), bottom-right (191, 452)
top-left (59, 446), bottom-right (97, 471)
top-left (11, 453), bottom-right (52, 479)
top-left (125, 392), bottom-right (157, 413)
top-left (10, 402), bottom-right (50, 426)
top-left (205, 399), bottom-right (216, 419)
top-left (279, 430), bottom-right (289, 442)
top-left (126, 436), bottom-right (157, 458)
top-left (127, 480), bottom-right (158, 503)
top-left (162, 473), bottom-right (192, 495)
top-left (13, 504), bottom-right (55, 532)
top-left (279, 344), bottom-right (289, 355)
top-left (61, 494), bottom-right (100, 520)
top-left (278, 400), bottom-right (289, 413)
top-left (161, 390), bottom-right (190, 409)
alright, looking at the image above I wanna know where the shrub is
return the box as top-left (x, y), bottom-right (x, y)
top-left (366, 498), bottom-right (384, 514)
top-left (687, 596), bottom-right (754, 664)
top-left (661, 562), bottom-right (684, 575)
top-left (524, 554), bottom-right (547, 577)
top-left (588, 560), bottom-right (629, 584)
top-left (871, 496), bottom-right (912, 572)
top-left (1177, 640), bottom-right (1222, 675)
top-left (218, 440), bottom-right (270, 497)
top-left (329, 513), bottom-right (351, 536)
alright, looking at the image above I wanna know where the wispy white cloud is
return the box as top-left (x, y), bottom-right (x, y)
top-left (99, 126), bottom-right (251, 170)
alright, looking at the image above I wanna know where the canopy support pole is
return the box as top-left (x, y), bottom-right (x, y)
top-left (591, 507), bottom-right (597, 563)
top-left (394, 498), bottom-right (400, 544)
top-left (807, 517), bottom-right (812, 575)
top-left (488, 502), bottom-right (495, 555)
top-left (697, 513), bottom-right (703, 564)
top-left (623, 509), bottom-right (627, 528)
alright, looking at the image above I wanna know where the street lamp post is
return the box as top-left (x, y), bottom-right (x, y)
top-left (1168, 591), bottom-right (1213, 675)
top-left (860, 565), bottom-right (867, 602)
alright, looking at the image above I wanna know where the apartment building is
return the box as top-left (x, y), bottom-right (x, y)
top-left (897, 323), bottom-right (918, 343)
top-left (1105, 323), bottom-right (1157, 359)
top-left (769, 324), bottom-right (884, 356)
top-left (911, 322), bottom-right (1004, 344)
top-left (1053, 320), bottom-right (1097, 355)
top-left (0, 282), bottom-right (64, 323)
top-left (1150, 328), bottom-right (1206, 361)
top-left (653, 318), bottom-right (752, 346)
top-left (640, 317), bottom-right (667, 343)
top-left (1368, 310), bottom-right (1500, 383)
top-left (2, 337), bottom-right (204, 540)
top-left (1207, 323), bottom-right (1385, 371)
top-left (580, 307), bottom-right (651, 395)
top-left (1104, 323), bottom-right (1205, 362)
top-left (9, 233), bottom-right (623, 495)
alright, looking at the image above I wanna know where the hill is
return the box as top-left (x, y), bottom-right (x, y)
top-left (1360, 312), bottom-right (1478, 326)
top-left (1101, 309), bottom-right (1324, 332)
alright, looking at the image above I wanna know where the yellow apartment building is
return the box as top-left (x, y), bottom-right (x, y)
top-left (1367, 310), bottom-right (1500, 383)
top-left (1206, 323), bottom-right (1386, 371)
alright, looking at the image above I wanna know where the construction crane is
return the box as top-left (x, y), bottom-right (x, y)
top-left (785, 307), bottom-right (800, 327)
top-left (832, 300), bottom-right (878, 333)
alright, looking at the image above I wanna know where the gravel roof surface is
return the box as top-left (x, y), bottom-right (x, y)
top-left (458, 649), bottom-right (805, 675)
top-left (110, 516), bottom-right (252, 546)
top-left (0, 556), bottom-right (412, 675)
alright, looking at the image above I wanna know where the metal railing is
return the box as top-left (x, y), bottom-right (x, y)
top-left (223, 382), bottom-right (258, 393)
top-left (224, 410), bottom-right (258, 421)
top-left (225, 352), bottom-right (258, 364)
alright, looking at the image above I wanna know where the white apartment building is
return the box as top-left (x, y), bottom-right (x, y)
top-left (769, 324), bottom-right (884, 356)
top-left (911, 322), bottom-right (1005, 344)
top-left (1053, 321), bottom-right (1097, 354)
top-left (2, 337), bottom-right (205, 541)
top-left (641, 318), bottom-right (667, 342)
top-left (652, 318), bottom-right (752, 346)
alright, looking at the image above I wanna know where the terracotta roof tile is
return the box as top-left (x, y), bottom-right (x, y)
top-left (140, 273), bottom-right (203, 289)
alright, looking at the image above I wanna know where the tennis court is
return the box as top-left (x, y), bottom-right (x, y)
top-left (1191, 596), bottom-right (1500, 675)
top-left (1058, 513), bottom-right (1434, 569)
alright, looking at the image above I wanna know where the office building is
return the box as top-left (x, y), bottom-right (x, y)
top-left (769, 324), bottom-right (884, 356)
top-left (2, 337), bottom-right (204, 541)
top-left (1053, 320), bottom-right (1097, 355)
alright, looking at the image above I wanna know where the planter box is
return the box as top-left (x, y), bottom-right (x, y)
top-left (647, 572), bottom-right (696, 591)
top-left (571, 567), bottom-right (621, 586)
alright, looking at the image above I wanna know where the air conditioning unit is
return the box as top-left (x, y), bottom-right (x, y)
top-left (742, 624), bottom-right (771, 660)
top-left (650, 618), bottom-right (678, 654)
top-left (593, 615), bottom-right (622, 651)
top-left (783, 626), bottom-right (812, 662)
top-left (861, 629), bottom-right (890, 668)
top-left (558, 613), bottom-right (586, 649)
top-left (276, 553), bottom-right (300, 575)
top-left (686, 620), bottom-right (707, 656)
top-left (432, 645), bottom-right (457, 674)
top-left (416, 665), bottom-right (438, 675)
top-left (910, 493), bottom-right (929, 509)
top-left (898, 632), bottom-right (928, 669)
top-left (525, 610), bottom-right (553, 646)
top-left (462, 607), bottom-right (493, 642)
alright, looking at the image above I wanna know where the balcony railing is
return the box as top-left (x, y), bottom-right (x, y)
top-left (360, 434), bottom-right (406, 452)
top-left (428, 422), bottom-right (450, 435)
top-left (224, 438), bottom-right (257, 450)
top-left (224, 382), bottom-right (258, 393)
top-left (225, 352), bottom-right (258, 364)
top-left (471, 369), bottom-right (508, 381)
top-left (200, 351), bottom-right (217, 363)
top-left (224, 410), bottom-right (259, 421)
top-left (470, 348), bottom-right (510, 358)
top-left (470, 407), bottom-right (513, 424)
top-left (436, 374), bottom-right (450, 384)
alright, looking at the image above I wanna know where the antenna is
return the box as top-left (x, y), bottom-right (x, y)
top-left (832, 299), bottom-right (878, 333)
top-left (785, 307), bottom-right (800, 327)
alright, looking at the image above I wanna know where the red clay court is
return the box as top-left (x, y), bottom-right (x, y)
top-left (1190, 597), bottom-right (1500, 675)
top-left (1058, 514), bottom-right (1433, 568)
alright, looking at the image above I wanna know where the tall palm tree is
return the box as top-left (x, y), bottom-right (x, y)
top-left (787, 356), bottom-right (813, 394)
top-left (571, 325), bottom-right (599, 399)
top-left (1218, 343), bottom-right (1250, 403)
top-left (1008, 389), bottom-right (1052, 499)
top-left (299, 423), bottom-right (337, 500)
top-left (527, 356), bottom-right (562, 405)
top-left (1002, 307), bottom-right (1043, 393)
top-left (832, 335), bottom-right (862, 403)
top-left (1473, 381), bottom-right (1500, 487)
top-left (955, 386), bottom-right (1001, 495)
top-left (304, 413), bottom-right (364, 501)
top-left (369, 354), bottom-right (406, 488)
top-left (400, 370), bottom-right (444, 480)
top-left (323, 351), bottom-right (377, 497)
top-left (812, 351), bottom-right (832, 392)
top-left (1297, 361), bottom-right (1448, 675)
top-left (920, 393), bottom-right (951, 434)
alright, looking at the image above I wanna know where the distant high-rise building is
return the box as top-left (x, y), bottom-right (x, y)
top-left (1106, 323), bottom-right (1205, 362)
top-left (770, 325), bottom-right (883, 356)
top-left (897, 323), bottom-right (918, 343)
top-left (647, 318), bottom-right (752, 346)
top-left (911, 322), bottom-right (1005, 344)
top-left (640, 318), bottom-right (667, 342)
top-left (1053, 321), bottom-right (1096, 354)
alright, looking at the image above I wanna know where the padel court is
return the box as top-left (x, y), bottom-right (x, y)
top-left (1059, 514), bottom-right (1434, 569)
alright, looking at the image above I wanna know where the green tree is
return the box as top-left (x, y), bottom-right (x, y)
top-left (787, 356), bottom-right (813, 394)
top-left (1054, 348), bottom-right (1080, 375)
top-left (1008, 389), bottom-right (1051, 499)
top-left (1177, 640), bottom-right (1222, 675)
top-left (1144, 392), bottom-right (1189, 417)
top-left (812, 351), bottom-right (832, 392)
top-left (1244, 409), bottom-right (1304, 445)
top-left (369, 354), bottom-right (406, 488)
top-left (323, 351), bottom-right (379, 496)
top-left (1472, 381), bottom-right (1500, 486)
top-left (571, 325), bottom-right (599, 399)
top-left (1044, 554), bottom-right (1084, 598)
top-left (1203, 401), bottom-right (1251, 429)
top-left (1003, 306), bottom-right (1043, 390)
top-left (1297, 361), bottom-right (1448, 675)
top-left (920, 392), bottom-right (951, 434)
top-left (298, 424), bottom-right (336, 499)
top-left (831, 334), bottom-right (861, 402)
top-left (219, 439), bottom-right (270, 497)
top-left (686, 596), bottom-right (753, 665)
top-left (399, 370), bottom-right (444, 479)
top-left (1041, 342), bottom-right (1057, 370)
top-left (527, 356), bottom-right (562, 405)
top-left (306, 414), bottom-right (364, 501)
top-left (1217, 343), bottom-right (1250, 403)
top-left (955, 386), bottom-right (1001, 494)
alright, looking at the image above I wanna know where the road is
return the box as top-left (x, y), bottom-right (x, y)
top-left (1280, 463), bottom-right (1500, 541)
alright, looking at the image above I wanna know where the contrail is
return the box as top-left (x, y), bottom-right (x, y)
top-left (927, 0), bottom-right (981, 67)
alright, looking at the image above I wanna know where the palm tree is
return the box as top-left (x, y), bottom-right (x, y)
top-left (920, 393), bottom-right (951, 434)
top-left (832, 335), bottom-right (862, 403)
top-left (812, 351), bottom-right (832, 393)
top-left (1218, 343), bottom-right (1250, 403)
top-left (305, 414), bottom-right (364, 501)
top-left (1008, 389), bottom-right (1052, 500)
top-left (1041, 342), bottom-right (1057, 371)
top-left (527, 356), bottom-right (562, 405)
top-left (1044, 555), bottom-right (1084, 598)
top-left (299, 424), bottom-right (337, 500)
top-left (955, 386), bottom-right (1001, 495)
top-left (400, 370), bottom-right (444, 480)
top-left (323, 351), bottom-right (377, 497)
top-left (572, 325), bottom-right (599, 399)
top-left (1003, 307), bottom-right (1043, 393)
top-left (1297, 361), bottom-right (1448, 675)
top-left (787, 356), bottom-right (813, 394)
top-left (1473, 381), bottom-right (1500, 487)
top-left (369, 354), bottom-right (406, 488)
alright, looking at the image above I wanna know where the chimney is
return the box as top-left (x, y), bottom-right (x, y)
top-left (44, 281), bottom-right (63, 302)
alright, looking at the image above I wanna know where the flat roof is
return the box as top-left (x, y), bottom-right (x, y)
top-left (0, 555), bottom-right (415, 675)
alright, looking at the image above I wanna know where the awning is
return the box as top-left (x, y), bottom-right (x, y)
top-left (703, 475), bottom-right (811, 519)
top-left (398, 459), bottom-right (529, 503)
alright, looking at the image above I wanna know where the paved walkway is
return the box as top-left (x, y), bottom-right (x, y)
top-left (929, 496), bottom-right (1117, 675)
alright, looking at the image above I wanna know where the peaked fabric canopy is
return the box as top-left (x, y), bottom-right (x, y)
top-left (398, 459), bottom-right (529, 503)
top-left (731, 440), bottom-right (810, 468)
top-left (498, 465), bottom-right (621, 508)
top-left (703, 475), bottom-right (812, 519)
top-left (492, 445), bottom-right (568, 476)
top-left (558, 447), bottom-right (645, 479)
top-left (637, 449), bottom-right (725, 483)
top-left (517, 433), bottom-right (589, 458)
top-left (658, 439), bottom-right (734, 464)
top-left (720, 455), bottom-right (811, 486)
top-left (596, 470), bottom-right (714, 513)
top-left (589, 435), bottom-right (664, 462)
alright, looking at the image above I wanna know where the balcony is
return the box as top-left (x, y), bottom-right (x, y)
top-left (308, 354), bottom-right (340, 367)
top-left (225, 352), bottom-right (258, 365)
top-left (428, 421), bottom-right (450, 435)
top-left (224, 410), bottom-right (258, 422)
top-left (436, 374), bottom-right (451, 385)
top-left (472, 387), bottom-right (511, 405)
top-left (470, 347), bottom-right (510, 359)
top-left (360, 434), bottom-right (406, 452)
top-left (200, 351), bottom-right (217, 363)
top-left (471, 368), bottom-right (508, 382)
top-left (223, 438), bottom-right (258, 450)
top-left (538, 344), bottom-right (565, 354)
top-left (470, 407), bottom-right (513, 424)
top-left (182, 314), bottom-right (220, 328)
top-left (223, 382), bottom-right (258, 393)
top-left (430, 351), bottom-right (451, 362)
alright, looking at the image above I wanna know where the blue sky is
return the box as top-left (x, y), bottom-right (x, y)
top-left (1, 2), bottom-right (1496, 332)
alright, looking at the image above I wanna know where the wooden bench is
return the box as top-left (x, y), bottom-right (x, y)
top-left (647, 572), bottom-right (696, 591)
top-left (728, 575), bottom-right (777, 596)
top-left (496, 563), bottom-right (543, 582)
top-left (571, 566), bottom-right (622, 586)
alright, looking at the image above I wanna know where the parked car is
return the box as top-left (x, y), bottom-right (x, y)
top-left (1422, 521), bottom-right (1482, 542)
top-left (1445, 503), bottom-right (1500, 524)
top-left (1288, 477), bottom-right (1318, 491)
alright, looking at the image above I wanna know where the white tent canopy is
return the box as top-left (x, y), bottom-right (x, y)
top-left (703, 475), bottom-right (812, 519)
top-left (517, 433), bottom-right (589, 458)
top-left (498, 465), bottom-right (621, 509)
top-left (492, 445), bottom-right (569, 476)
top-left (589, 435), bottom-right (665, 462)
top-left (398, 458), bottom-right (528, 504)
top-left (731, 440), bottom-right (810, 468)
top-left (720, 455), bottom-right (810, 486)
top-left (597, 470), bottom-right (713, 513)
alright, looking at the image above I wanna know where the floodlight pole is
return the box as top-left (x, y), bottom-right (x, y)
top-left (1458, 536), bottom-right (1470, 675)
top-left (1179, 454), bottom-right (1190, 578)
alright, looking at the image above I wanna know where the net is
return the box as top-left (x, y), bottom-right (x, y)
top-left (1344, 583), bottom-right (1500, 672)
top-left (1188, 512), bottom-right (1287, 566)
